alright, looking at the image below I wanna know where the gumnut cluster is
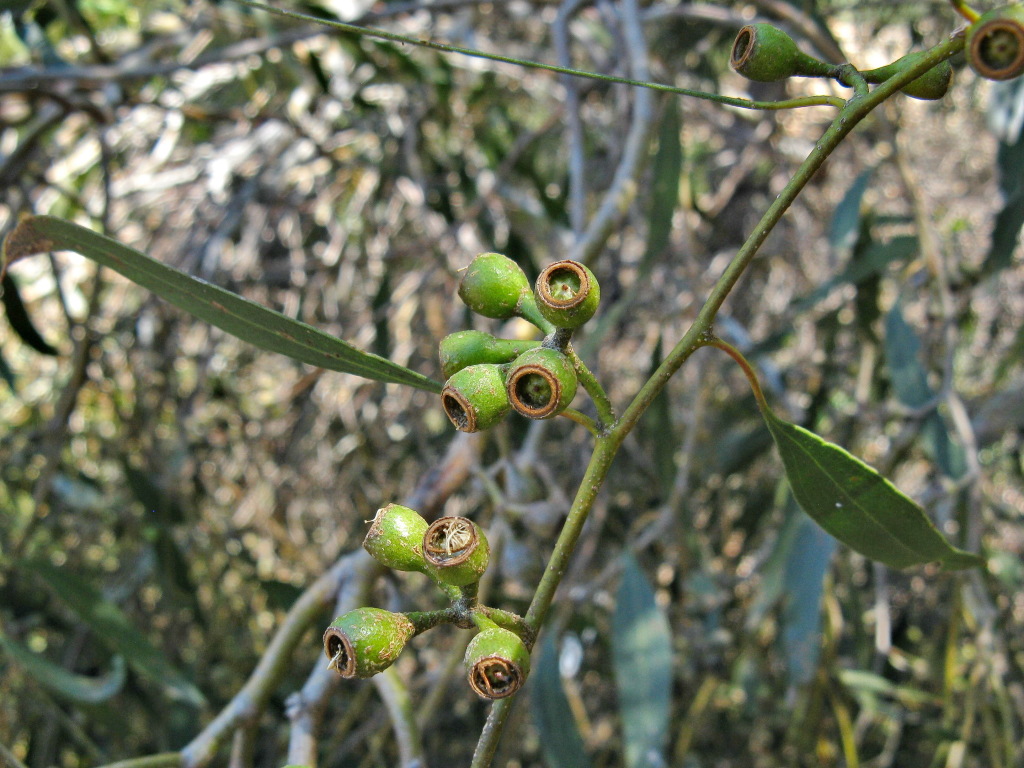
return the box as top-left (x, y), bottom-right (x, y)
top-left (440, 253), bottom-right (601, 432)
top-left (323, 503), bottom-right (531, 699)
top-left (729, 22), bottom-right (954, 99)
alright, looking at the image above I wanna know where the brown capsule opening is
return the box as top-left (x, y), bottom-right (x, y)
top-left (423, 516), bottom-right (479, 567)
top-left (507, 364), bottom-right (560, 418)
top-left (536, 260), bottom-right (591, 310)
top-left (441, 386), bottom-right (476, 432)
top-left (970, 18), bottom-right (1024, 80)
top-left (731, 26), bottom-right (755, 71)
top-left (468, 656), bottom-right (525, 699)
top-left (323, 627), bottom-right (357, 678)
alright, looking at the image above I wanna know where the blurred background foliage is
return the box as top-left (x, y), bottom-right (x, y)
top-left (1, 0), bottom-right (1023, 766)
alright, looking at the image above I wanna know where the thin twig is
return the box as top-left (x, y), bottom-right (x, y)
top-left (568, 0), bottom-right (656, 265)
top-left (373, 668), bottom-right (428, 768)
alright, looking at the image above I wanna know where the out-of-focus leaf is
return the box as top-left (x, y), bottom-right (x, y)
top-left (0, 348), bottom-right (15, 391)
top-left (2, 272), bottom-right (58, 355)
top-left (0, 633), bottom-right (126, 704)
top-left (797, 235), bottom-right (918, 311)
top-left (983, 136), bottom-right (1024, 274)
top-left (830, 169), bottom-right (873, 256)
top-left (746, 500), bottom-right (834, 685)
top-left (839, 669), bottom-right (936, 708)
top-left (779, 509), bottom-right (836, 685)
top-left (1, 216), bottom-right (441, 393)
top-left (613, 554), bottom-right (672, 768)
top-left (884, 304), bottom-right (966, 479)
top-left (987, 77), bottom-right (1024, 144)
top-left (640, 335), bottom-right (675, 494)
top-left (530, 633), bottom-right (591, 768)
top-left (883, 304), bottom-right (932, 409)
top-left (759, 405), bottom-right (983, 570)
top-left (124, 464), bottom-right (185, 526)
top-left (646, 98), bottom-right (682, 259)
top-left (21, 560), bottom-right (205, 706)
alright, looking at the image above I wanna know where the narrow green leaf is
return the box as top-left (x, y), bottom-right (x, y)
top-left (983, 136), bottom-right (1024, 274)
top-left (21, 560), bottom-right (205, 705)
top-left (2, 272), bottom-right (59, 355)
top-left (829, 169), bottom-right (873, 255)
top-left (613, 554), bottom-right (672, 768)
top-left (884, 304), bottom-right (966, 479)
top-left (779, 510), bottom-right (835, 685)
top-left (646, 99), bottom-right (682, 259)
top-left (2, 216), bottom-right (442, 392)
top-left (530, 633), bottom-right (591, 768)
top-left (760, 408), bottom-right (983, 570)
top-left (0, 634), bottom-right (126, 704)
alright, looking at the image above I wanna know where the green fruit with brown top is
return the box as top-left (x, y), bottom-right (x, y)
top-left (464, 627), bottom-right (531, 699)
top-left (441, 363), bottom-right (511, 432)
top-left (323, 608), bottom-right (416, 679)
top-left (730, 23), bottom-right (833, 82)
top-left (967, 5), bottom-right (1024, 81)
top-left (506, 347), bottom-right (578, 420)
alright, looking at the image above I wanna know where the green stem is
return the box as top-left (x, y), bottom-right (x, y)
top-left (477, 606), bottom-right (536, 648)
top-left (615, 32), bottom-right (965, 440)
top-left (950, 0), bottom-right (980, 23)
top-left (470, 30), bottom-right (966, 767)
top-left (94, 755), bottom-right (182, 768)
top-left (558, 407), bottom-right (599, 436)
top-left (701, 338), bottom-right (768, 412)
top-left (234, 0), bottom-right (844, 111)
top-left (566, 346), bottom-right (616, 428)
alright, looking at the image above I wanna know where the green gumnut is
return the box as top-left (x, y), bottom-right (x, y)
top-left (458, 252), bottom-right (533, 320)
top-left (534, 260), bottom-right (601, 330)
top-left (730, 23), bottom-right (833, 82)
top-left (862, 53), bottom-right (953, 100)
top-left (438, 330), bottom-right (541, 379)
top-left (464, 626), bottom-right (531, 699)
top-left (363, 503), bottom-right (429, 573)
top-left (967, 5), bottom-right (1024, 81)
top-left (506, 347), bottom-right (578, 420)
top-left (422, 516), bottom-right (490, 587)
top-left (441, 363), bottom-right (511, 432)
top-left (323, 608), bottom-right (416, 679)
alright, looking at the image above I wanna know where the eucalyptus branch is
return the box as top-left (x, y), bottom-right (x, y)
top-left (233, 0), bottom-right (843, 111)
top-left (471, 29), bottom-right (967, 765)
top-left (616, 31), bottom-right (966, 438)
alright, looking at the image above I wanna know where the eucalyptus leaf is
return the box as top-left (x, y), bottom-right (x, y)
top-left (613, 554), bottom-right (672, 768)
top-left (647, 99), bottom-right (682, 259)
top-left (0, 634), bottom-right (126, 704)
top-left (830, 169), bottom-right (873, 256)
top-left (760, 407), bottom-right (983, 570)
top-left (1, 216), bottom-right (442, 393)
top-left (530, 633), bottom-right (591, 768)
top-left (21, 560), bottom-right (205, 705)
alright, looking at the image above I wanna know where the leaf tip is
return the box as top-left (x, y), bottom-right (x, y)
top-left (2, 215), bottom-right (53, 277)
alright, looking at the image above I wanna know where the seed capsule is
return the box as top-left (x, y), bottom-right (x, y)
top-left (730, 23), bottom-right (833, 83)
top-left (441, 363), bottom-right (511, 432)
top-left (534, 260), bottom-right (601, 330)
top-left (422, 516), bottom-right (490, 586)
top-left (967, 5), bottom-right (1024, 81)
top-left (464, 627), bottom-right (531, 699)
top-left (506, 347), bottom-right (578, 420)
top-left (323, 608), bottom-right (416, 679)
